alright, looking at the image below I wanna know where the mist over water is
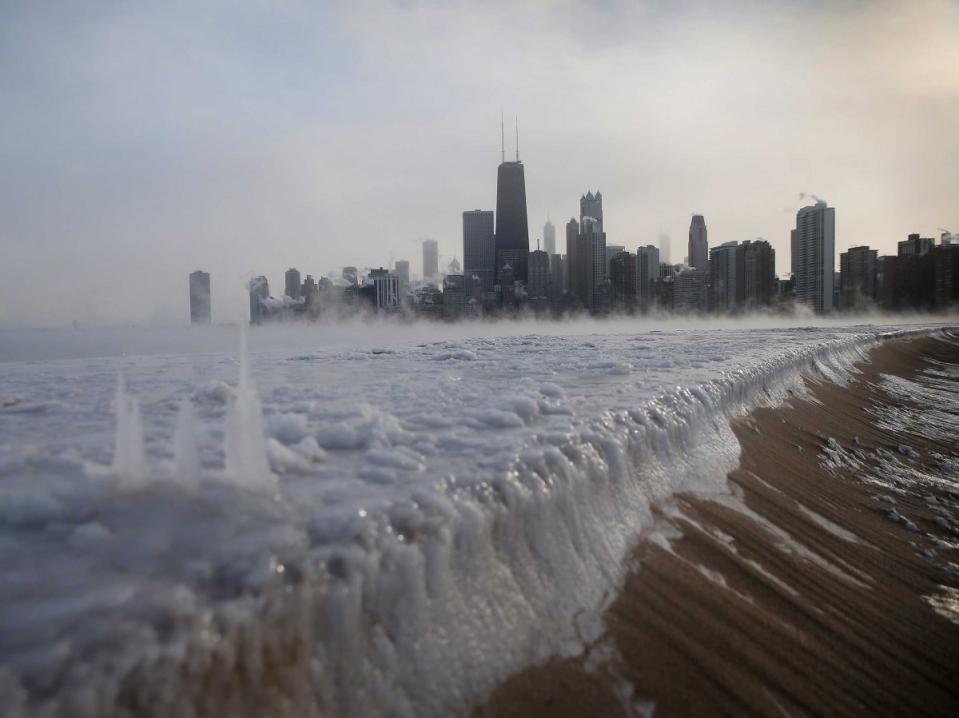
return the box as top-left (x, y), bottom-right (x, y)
top-left (1, 312), bottom-right (952, 363)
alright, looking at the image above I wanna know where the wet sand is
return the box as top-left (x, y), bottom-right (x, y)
top-left (476, 332), bottom-right (959, 717)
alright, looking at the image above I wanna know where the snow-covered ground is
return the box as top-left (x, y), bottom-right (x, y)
top-left (0, 318), bottom-right (952, 717)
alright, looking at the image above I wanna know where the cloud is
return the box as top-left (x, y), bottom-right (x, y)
top-left (1, 0), bottom-right (958, 326)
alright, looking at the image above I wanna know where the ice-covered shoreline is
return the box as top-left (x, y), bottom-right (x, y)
top-left (0, 322), bottom-right (953, 717)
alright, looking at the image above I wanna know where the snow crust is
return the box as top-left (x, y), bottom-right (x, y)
top-left (0, 321), bottom-right (949, 717)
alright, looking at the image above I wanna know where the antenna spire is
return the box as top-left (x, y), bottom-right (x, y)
top-left (515, 116), bottom-right (519, 162)
top-left (500, 113), bottom-right (505, 164)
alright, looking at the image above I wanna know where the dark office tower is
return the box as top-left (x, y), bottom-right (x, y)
top-left (528, 249), bottom-right (550, 299)
top-left (580, 191), bottom-right (603, 231)
top-left (422, 239), bottom-right (439, 284)
top-left (494, 134), bottom-right (530, 282)
top-left (285, 268), bottom-right (301, 299)
top-left (543, 219), bottom-right (556, 256)
top-left (839, 246), bottom-right (878, 309)
top-left (688, 215), bottom-right (708, 271)
top-left (463, 210), bottom-right (495, 295)
top-left (249, 276), bottom-right (269, 325)
top-left (742, 239), bottom-right (776, 308)
top-left (549, 253), bottom-right (564, 304)
top-left (609, 251), bottom-right (637, 310)
top-left (189, 271), bottom-right (211, 325)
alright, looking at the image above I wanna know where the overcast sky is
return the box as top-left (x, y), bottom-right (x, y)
top-left (2, 0), bottom-right (957, 327)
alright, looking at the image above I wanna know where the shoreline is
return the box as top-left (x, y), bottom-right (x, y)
top-left (476, 332), bottom-right (959, 716)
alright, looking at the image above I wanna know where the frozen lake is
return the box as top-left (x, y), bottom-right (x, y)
top-left (0, 317), bottom-right (952, 717)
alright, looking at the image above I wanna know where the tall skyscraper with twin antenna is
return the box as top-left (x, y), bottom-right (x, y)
top-left (494, 117), bottom-right (530, 283)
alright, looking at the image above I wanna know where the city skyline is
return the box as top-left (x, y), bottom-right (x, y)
top-left (2, 1), bottom-right (958, 327)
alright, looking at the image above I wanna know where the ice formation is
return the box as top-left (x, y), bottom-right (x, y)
top-left (111, 373), bottom-right (149, 489)
top-left (0, 321), bottom-right (954, 717)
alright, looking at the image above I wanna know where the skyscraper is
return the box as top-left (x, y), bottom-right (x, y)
top-left (189, 270), bottom-right (211, 325)
top-left (463, 210), bottom-right (495, 295)
top-left (494, 124), bottom-right (530, 282)
top-left (571, 216), bottom-right (609, 313)
top-left (580, 191), bottom-right (603, 231)
top-left (543, 219), bottom-right (556, 256)
top-left (249, 276), bottom-right (269, 325)
top-left (549, 253), bottom-right (564, 304)
top-left (609, 251), bottom-right (637, 310)
top-left (839, 245), bottom-right (877, 309)
top-left (659, 233), bottom-right (671, 264)
top-left (394, 260), bottom-right (410, 297)
top-left (674, 269), bottom-right (709, 314)
top-left (528, 249), bottom-right (550, 299)
top-left (898, 233), bottom-right (934, 257)
top-left (566, 218), bottom-right (579, 298)
top-left (368, 268), bottom-right (400, 311)
top-left (636, 245), bottom-right (660, 308)
top-left (710, 241), bottom-right (744, 312)
top-left (285, 268), bottom-right (301, 299)
top-left (791, 201), bottom-right (835, 313)
top-left (605, 245), bottom-right (625, 276)
top-left (742, 239), bottom-right (776, 308)
top-left (688, 215), bottom-right (708, 271)
top-left (422, 239), bottom-right (439, 284)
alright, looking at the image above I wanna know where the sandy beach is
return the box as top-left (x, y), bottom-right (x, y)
top-left (477, 331), bottom-right (959, 717)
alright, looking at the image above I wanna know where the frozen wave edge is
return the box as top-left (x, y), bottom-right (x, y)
top-left (1, 328), bottom-right (944, 718)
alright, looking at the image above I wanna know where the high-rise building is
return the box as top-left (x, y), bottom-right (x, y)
top-left (566, 218), bottom-right (580, 299)
top-left (549, 253), bottom-right (564, 304)
top-left (673, 269), bottom-right (709, 313)
top-left (688, 215), bottom-right (708, 271)
top-left (839, 245), bottom-right (878, 309)
top-left (609, 251), bottom-right (637, 310)
top-left (368, 268), bottom-right (399, 310)
top-left (791, 201), bottom-right (835, 313)
top-left (580, 191), bottom-right (603, 231)
top-left (572, 216), bottom-right (610, 313)
top-left (898, 233), bottom-right (934, 257)
top-left (658, 233), bottom-right (671, 264)
top-left (249, 276), bottom-right (269, 325)
top-left (605, 245), bottom-right (625, 276)
top-left (463, 210), bottom-right (495, 296)
top-left (543, 219), bottom-right (556, 256)
top-left (422, 239), bottom-right (439, 284)
top-left (636, 245), bottom-right (660, 308)
top-left (742, 239), bottom-right (776, 308)
top-left (528, 249), bottom-right (550, 299)
top-left (442, 274), bottom-right (467, 316)
top-left (189, 270), bottom-right (211, 325)
top-left (933, 243), bottom-right (959, 310)
top-left (394, 260), bottom-right (410, 297)
top-left (285, 268), bottom-right (301, 299)
top-left (494, 135), bottom-right (530, 282)
top-left (710, 241), bottom-right (744, 312)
